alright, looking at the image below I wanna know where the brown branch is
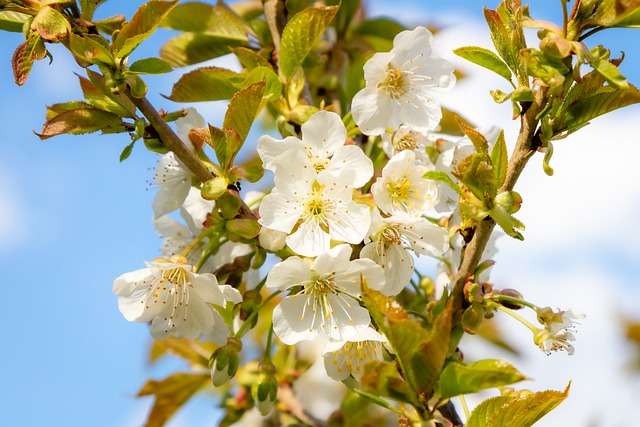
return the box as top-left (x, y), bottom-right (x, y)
top-left (125, 89), bottom-right (256, 220)
top-left (126, 90), bottom-right (214, 183)
top-left (449, 88), bottom-right (549, 327)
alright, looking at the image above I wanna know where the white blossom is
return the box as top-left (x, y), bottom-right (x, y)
top-left (361, 209), bottom-right (449, 295)
top-left (266, 244), bottom-right (384, 345)
top-left (381, 124), bottom-right (436, 165)
top-left (371, 150), bottom-right (438, 216)
top-left (259, 149), bottom-right (370, 257)
top-left (351, 26), bottom-right (455, 136)
top-left (113, 255), bottom-right (241, 342)
top-left (322, 327), bottom-right (386, 381)
top-left (151, 109), bottom-right (207, 218)
top-left (258, 110), bottom-right (373, 187)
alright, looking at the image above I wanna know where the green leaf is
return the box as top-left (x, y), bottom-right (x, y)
top-left (490, 130), bottom-right (508, 189)
top-left (79, 72), bottom-right (136, 118)
top-left (279, 5), bottom-right (338, 79)
top-left (128, 57), bottom-right (173, 75)
top-left (454, 46), bottom-right (512, 82)
top-left (119, 140), bottom-right (136, 162)
top-left (457, 118), bottom-right (489, 156)
top-left (466, 395), bottom-right (515, 427)
top-left (166, 67), bottom-right (242, 102)
top-left (231, 46), bottom-right (272, 69)
top-left (243, 66), bottom-right (282, 99)
top-left (68, 33), bottom-right (114, 66)
top-left (161, 32), bottom-right (246, 67)
top-left (137, 373), bottom-right (209, 427)
top-left (94, 15), bottom-right (126, 35)
top-left (221, 80), bottom-right (267, 163)
top-left (11, 33), bottom-right (46, 86)
top-left (588, 50), bottom-right (629, 89)
top-left (354, 17), bottom-right (405, 41)
top-left (360, 360), bottom-right (415, 404)
top-left (32, 6), bottom-right (71, 42)
top-left (79, 0), bottom-right (107, 20)
top-left (588, 0), bottom-right (640, 28)
top-left (209, 125), bottom-right (229, 171)
top-left (37, 108), bottom-right (125, 139)
top-left (361, 284), bottom-right (451, 401)
top-left (476, 384), bottom-right (571, 427)
top-left (424, 171), bottom-right (461, 194)
top-left (202, 176), bottom-right (229, 201)
top-left (456, 153), bottom-right (495, 202)
top-left (0, 11), bottom-right (30, 32)
top-left (490, 205), bottom-right (524, 240)
top-left (226, 218), bottom-right (261, 239)
top-left (437, 359), bottom-right (528, 399)
top-left (113, 0), bottom-right (178, 59)
top-left (554, 84), bottom-right (640, 137)
top-left (46, 101), bottom-right (94, 120)
top-left (161, 2), bottom-right (248, 38)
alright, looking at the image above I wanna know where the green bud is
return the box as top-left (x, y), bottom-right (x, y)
top-left (210, 337), bottom-right (243, 387)
top-left (239, 290), bottom-right (262, 322)
top-left (251, 361), bottom-right (278, 415)
top-left (495, 191), bottom-right (523, 214)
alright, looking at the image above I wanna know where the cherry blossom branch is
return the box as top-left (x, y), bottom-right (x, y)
top-left (277, 384), bottom-right (329, 427)
top-left (125, 89), bottom-right (256, 220)
top-left (449, 87), bottom-right (549, 327)
top-left (125, 89), bottom-right (214, 182)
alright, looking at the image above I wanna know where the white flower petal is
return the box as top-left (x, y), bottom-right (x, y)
top-left (266, 257), bottom-right (312, 291)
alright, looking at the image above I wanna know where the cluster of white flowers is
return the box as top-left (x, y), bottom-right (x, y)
top-left (112, 24), bottom-right (584, 395)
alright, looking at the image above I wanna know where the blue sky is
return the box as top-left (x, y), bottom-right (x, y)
top-left (1, 1), bottom-right (639, 426)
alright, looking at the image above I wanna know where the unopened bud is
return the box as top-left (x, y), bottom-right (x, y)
top-left (251, 361), bottom-right (278, 415)
top-left (210, 337), bottom-right (243, 387)
top-left (239, 290), bottom-right (263, 322)
top-left (499, 288), bottom-right (524, 310)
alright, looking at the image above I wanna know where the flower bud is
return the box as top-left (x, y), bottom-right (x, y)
top-left (210, 337), bottom-right (243, 387)
top-left (251, 361), bottom-right (278, 415)
top-left (239, 290), bottom-right (263, 322)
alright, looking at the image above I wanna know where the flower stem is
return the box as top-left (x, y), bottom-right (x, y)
top-left (459, 394), bottom-right (471, 421)
top-left (264, 321), bottom-right (274, 362)
top-left (488, 294), bottom-right (538, 311)
top-left (493, 303), bottom-right (539, 334)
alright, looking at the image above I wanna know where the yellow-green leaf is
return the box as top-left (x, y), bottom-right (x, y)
top-left (166, 67), bottom-right (242, 102)
top-left (129, 57), bottom-right (173, 75)
top-left (161, 2), bottom-right (248, 39)
top-left (490, 130), bottom-right (507, 189)
top-left (279, 5), bottom-right (338, 79)
top-left (222, 79), bottom-right (266, 155)
top-left (68, 33), bottom-right (114, 66)
top-left (161, 32), bottom-right (246, 67)
top-left (37, 108), bottom-right (125, 139)
top-left (454, 46), bottom-right (512, 82)
top-left (0, 10), bottom-right (30, 33)
top-left (113, 0), bottom-right (178, 59)
top-left (137, 373), bottom-right (210, 427)
top-left (437, 359), bottom-right (528, 399)
top-left (32, 6), bottom-right (70, 42)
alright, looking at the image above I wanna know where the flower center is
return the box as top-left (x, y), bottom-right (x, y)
top-left (305, 147), bottom-right (330, 172)
top-left (393, 132), bottom-right (419, 152)
top-left (380, 67), bottom-right (411, 99)
top-left (380, 224), bottom-right (402, 246)
top-left (301, 187), bottom-right (333, 229)
top-left (386, 176), bottom-right (416, 211)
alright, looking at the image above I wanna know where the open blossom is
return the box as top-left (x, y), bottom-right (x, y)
top-left (266, 244), bottom-right (385, 345)
top-left (371, 150), bottom-right (438, 216)
top-left (258, 110), bottom-right (373, 187)
top-left (381, 124), bottom-right (438, 165)
top-left (534, 307), bottom-right (584, 355)
top-left (351, 26), bottom-right (456, 136)
top-left (259, 149), bottom-right (370, 257)
top-left (113, 255), bottom-right (241, 342)
top-left (322, 327), bottom-right (386, 381)
top-left (152, 108), bottom-right (207, 218)
top-left (361, 209), bottom-right (449, 295)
